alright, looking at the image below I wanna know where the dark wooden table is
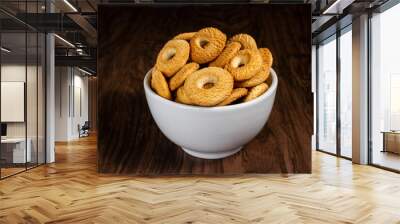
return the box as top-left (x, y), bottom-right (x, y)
top-left (381, 131), bottom-right (400, 154)
top-left (97, 4), bottom-right (312, 175)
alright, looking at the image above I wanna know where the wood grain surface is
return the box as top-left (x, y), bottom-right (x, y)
top-left (2, 136), bottom-right (400, 223)
top-left (97, 4), bottom-right (312, 174)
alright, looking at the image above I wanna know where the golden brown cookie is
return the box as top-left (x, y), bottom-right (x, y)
top-left (244, 83), bottom-right (269, 102)
top-left (176, 87), bottom-right (192, 105)
top-left (235, 66), bottom-right (270, 88)
top-left (190, 27), bottom-right (227, 64)
top-left (209, 41), bottom-right (241, 68)
top-left (217, 88), bottom-right (248, 106)
top-left (226, 49), bottom-right (263, 81)
top-left (151, 69), bottom-right (172, 100)
top-left (229, 34), bottom-right (257, 50)
top-left (184, 67), bottom-right (233, 106)
top-left (173, 32), bottom-right (196, 41)
top-left (259, 48), bottom-right (273, 68)
top-left (155, 39), bottom-right (190, 77)
top-left (169, 62), bottom-right (200, 91)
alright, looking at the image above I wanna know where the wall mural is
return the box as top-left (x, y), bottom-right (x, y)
top-left (98, 4), bottom-right (312, 174)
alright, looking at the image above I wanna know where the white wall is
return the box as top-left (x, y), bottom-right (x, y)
top-left (312, 45), bottom-right (316, 150)
top-left (1, 63), bottom-right (46, 164)
top-left (55, 66), bottom-right (70, 141)
top-left (55, 66), bottom-right (89, 141)
top-left (1, 64), bottom-right (41, 138)
top-left (72, 73), bottom-right (89, 138)
top-left (1, 65), bottom-right (26, 139)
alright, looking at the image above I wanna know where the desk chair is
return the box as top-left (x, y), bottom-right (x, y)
top-left (79, 121), bottom-right (90, 138)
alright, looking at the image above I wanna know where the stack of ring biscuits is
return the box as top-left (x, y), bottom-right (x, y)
top-left (151, 27), bottom-right (274, 107)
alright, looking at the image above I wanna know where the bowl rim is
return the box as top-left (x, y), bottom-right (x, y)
top-left (144, 67), bottom-right (278, 111)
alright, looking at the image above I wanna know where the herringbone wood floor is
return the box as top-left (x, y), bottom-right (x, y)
top-left (1, 136), bottom-right (400, 224)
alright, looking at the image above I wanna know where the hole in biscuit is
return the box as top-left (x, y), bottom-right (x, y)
top-left (203, 83), bottom-right (214, 89)
top-left (231, 54), bottom-right (249, 68)
top-left (197, 38), bottom-right (210, 49)
top-left (200, 40), bottom-right (209, 48)
top-left (197, 76), bottom-right (217, 89)
top-left (163, 48), bottom-right (176, 61)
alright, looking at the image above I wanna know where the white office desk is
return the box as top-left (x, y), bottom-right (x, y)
top-left (1, 138), bottom-right (31, 163)
top-left (2, 138), bottom-right (26, 143)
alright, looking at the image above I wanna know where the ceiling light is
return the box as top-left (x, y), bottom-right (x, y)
top-left (77, 67), bottom-right (93, 76)
top-left (323, 0), bottom-right (341, 14)
top-left (322, 0), bottom-right (353, 15)
top-left (76, 48), bottom-right (85, 55)
top-left (54, 34), bottom-right (75, 48)
top-left (63, 0), bottom-right (78, 12)
top-left (1, 47), bottom-right (11, 53)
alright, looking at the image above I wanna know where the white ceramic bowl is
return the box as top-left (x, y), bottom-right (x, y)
top-left (144, 68), bottom-right (278, 159)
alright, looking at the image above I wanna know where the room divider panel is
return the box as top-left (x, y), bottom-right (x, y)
top-left (0, 1), bottom-right (46, 179)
